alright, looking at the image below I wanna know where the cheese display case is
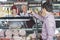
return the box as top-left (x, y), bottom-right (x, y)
top-left (0, 1), bottom-right (42, 40)
top-left (1, 0), bottom-right (60, 40)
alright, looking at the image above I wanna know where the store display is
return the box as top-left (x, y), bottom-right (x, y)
top-left (0, 0), bottom-right (57, 40)
top-left (27, 36), bottom-right (31, 40)
top-left (0, 4), bottom-right (13, 17)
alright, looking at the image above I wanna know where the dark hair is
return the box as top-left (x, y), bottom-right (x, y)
top-left (11, 5), bottom-right (17, 10)
top-left (41, 2), bottom-right (52, 12)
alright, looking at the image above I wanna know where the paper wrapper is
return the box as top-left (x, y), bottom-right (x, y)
top-left (19, 30), bottom-right (26, 36)
top-left (12, 29), bottom-right (19, 36)
top-left (0, 29), bottom-right (4, 37)
top-left (5, 30), bottom-right (12, 36)
top-left (13, 36), bottom-right (22, 40)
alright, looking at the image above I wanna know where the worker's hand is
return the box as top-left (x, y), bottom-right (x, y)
top-left (28, 10), bottom-right (35, 15)
top-left (38, 11), bottom-right (42, 16)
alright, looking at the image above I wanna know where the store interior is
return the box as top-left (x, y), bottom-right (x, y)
top-left (0, 0), bottom-right (60, 40)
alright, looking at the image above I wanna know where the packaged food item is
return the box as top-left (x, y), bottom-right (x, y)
top-left (19, 29), bottom-right (26, 36)
top-left (12, 29), bottom-right (19, 36)
top-left (0, 29), bottom-right (4, 38)
top-left (13, 36), bottom-right (22, 40)
top-left (22, 37), bottom-right (26, 40)
top-left (5, 29), bottom-right (12, 38)
top-left (31, 33), bottom-right (36, 40)
top-left (27, 36), bottom-right (31, 40)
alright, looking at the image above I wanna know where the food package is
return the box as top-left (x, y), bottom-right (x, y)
top-left (31, 33), bottom-right (36, 39)
top-left (27, 36), bottom-right (31, 40)
top-left (5, 29), bottom-right (12, 38)
top-left (0, 29), bottom-right (4, 38)
top-left (13, 36), bottom-right (22, 40)
top-left (12, 29), bottom-right (19, 36)
top-left (22, 37), bottom-right (26, 40)
top-left (19, 29), bottom-right (26, 36)
top-left (5, 36), bottom-right (12, 38)
top-left (27, 33), bottom-right (36, 40)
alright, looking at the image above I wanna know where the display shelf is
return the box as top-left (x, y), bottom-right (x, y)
top-left (0, 1), bottom-right (43, 40)
top-left (14, 2), bottom-right (28, 5)
top-left (0, 28), bottom-right (42, 31)
top-left (52, 2), bottom-right (60, 10)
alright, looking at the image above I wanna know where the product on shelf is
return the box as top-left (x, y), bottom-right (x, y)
top-left (22, 37), bottom-right (26, 40)
top-left (31, 33), bottom-right (36, 40)
top-left (13, 36), bottom-right (26, 40)
top-left (27, 36), bottom-right (31, 40)
top-left (0, 6), bottom-right (12, 17)
top-left (12, 29), bottom-right (19, 36)
top-left (19, 29), bottom-right (26, 36)
top-left (13, 36), bottom-right (22, 40)
top-left (0, 29), bottom-right (4, 38)
top-left (5, 29), bottom-right (12, 38)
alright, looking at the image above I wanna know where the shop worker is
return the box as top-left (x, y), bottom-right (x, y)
top-left (20, 5), bottom-right (31, 17)
top-left (20, 5), bottom-right (35, 28)
top-left (6, 5), bottom-right (23, 29)
top-left (31, 2), bottom-right (56, 40)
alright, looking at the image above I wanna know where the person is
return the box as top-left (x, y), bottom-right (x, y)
top-left (6, 5), bottom-right (23, 29)
top-left (20, 5), bottom-right (31, 17)
top-left (31, 2), bottom-right (56, 40)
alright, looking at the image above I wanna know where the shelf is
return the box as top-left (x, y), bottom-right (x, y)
top-left (14, 2), bottom-right (28, 5)
top-left (28, 4), bottom-right (41, 7)
top-left (28, 1), bottom-right (41, 4)
top-left (0, 28), bottom-right (42, 31)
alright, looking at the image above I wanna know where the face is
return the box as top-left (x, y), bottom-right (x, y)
top-left (12, 9), bottom-right (17, 15)
top-left (22, 6), bottom-right (27, 12)
top-left (41, 8), bottom-right (46, 17)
